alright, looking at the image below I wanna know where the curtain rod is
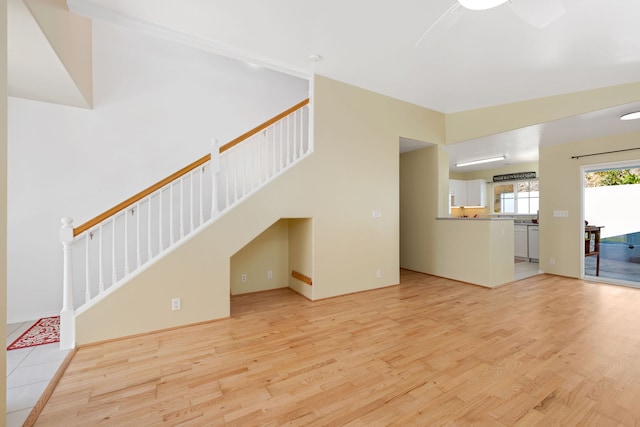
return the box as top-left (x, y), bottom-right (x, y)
top-left (571, 147), bottom-right (640, 160)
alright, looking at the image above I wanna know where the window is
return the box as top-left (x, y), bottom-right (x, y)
top-left (493, 180), bottom-right (539, 215)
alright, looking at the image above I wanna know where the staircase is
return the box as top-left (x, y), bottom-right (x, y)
top-left (59, 99), bottom-right (311, 349)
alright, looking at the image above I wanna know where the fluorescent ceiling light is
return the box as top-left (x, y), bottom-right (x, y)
top-left (620, 111), bottom-right (640, 121)
top-left (458, 0), bottom-right (509, 11)
top-left (456, 156), bottom-right (506, 167)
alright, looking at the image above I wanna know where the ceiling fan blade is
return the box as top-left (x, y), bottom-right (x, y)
top-left (509, 0), bottom-right (565, 28)
top-left (414, 3), bottom-right (465, 48)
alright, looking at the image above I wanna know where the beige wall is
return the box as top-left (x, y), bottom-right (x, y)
top-left (310, 76), bottom-right (444, 299)
top-left (435, 219), bottom-right (514, 288)
top-left (9, 0), bottom-right (92, 108)
top-left (400, 145), bottom-right (449, 272)
top-left (230, 219), bottom-right (289, 295)
top-left (24, 0), bottom-right (92, 105)
top-left (288, 218), bottom-right (313, 299)
top-left (1, 0), bottom-right (7, 417)
top-left (539, 131), bottom-right (640, 278)
top-left (76, 75), bottom-right (446, 344)
top-left (446, 82), bottom-right (640, 143)
top-left (400, 144), bottom-right (514, 286)
top-left (230, 218), bottom-right (313, 298)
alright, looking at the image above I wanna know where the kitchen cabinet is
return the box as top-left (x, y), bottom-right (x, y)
top-left (466, 179), bottom-right (487, 207)
top-left (514, 225), bottom-right (528, 258)
top-left (449, 179), bottom-right (467, 207)
top-left (528, 225), bottom-right (539, 261)
top-left (449, 179), bottom-right (487, 207)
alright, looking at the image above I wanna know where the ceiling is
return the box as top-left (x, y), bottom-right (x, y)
top-left (49, 0), bottom-right (640, 169)
top-left (444, 99), bottom-right (640, 171)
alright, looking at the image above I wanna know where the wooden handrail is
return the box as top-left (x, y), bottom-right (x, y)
top-left (73, 155), bottom-right (210, 237)
top-left (219, 98), bottom-right (310, 153)
top-left (73, 98), bottom-right (310, 237)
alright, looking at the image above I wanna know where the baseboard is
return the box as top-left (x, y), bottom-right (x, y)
top-left (78, 316), bottom-right (230, 349)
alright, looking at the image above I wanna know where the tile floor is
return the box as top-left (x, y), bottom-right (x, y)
top-left (514, 259), bottom-right (541, 281)
top-left (6, 320), bottom-right (70, 427)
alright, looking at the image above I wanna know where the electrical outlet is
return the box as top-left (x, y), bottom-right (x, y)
top-left (267, 270), bottom-right (273, 279)
top-left (372, 210), bottom-right (382, 218)
top-left (376, 269), bottom-right (382, 278)
top-left (241, 274), bottom-right (247, 282)
top-left (553, 210), bottom-right (569, 217)
top-left (549, 258), bottom-right (555, 266)
top-left (171, 297), bottom-right (181, 311)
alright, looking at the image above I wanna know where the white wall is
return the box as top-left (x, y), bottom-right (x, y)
top-left (7, 20), bottom-right (308, 322)
top-left (584, 184), bottom-right (640, 239)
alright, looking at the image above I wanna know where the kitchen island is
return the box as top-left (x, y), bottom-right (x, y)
top-left (435, 217), bottom-right (514, 288)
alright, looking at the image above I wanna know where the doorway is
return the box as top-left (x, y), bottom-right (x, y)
top-left (582, 161), bottom-right (640, 286)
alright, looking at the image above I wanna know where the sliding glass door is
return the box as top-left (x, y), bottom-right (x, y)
top-left (582, 162), bottom-right (640, 286)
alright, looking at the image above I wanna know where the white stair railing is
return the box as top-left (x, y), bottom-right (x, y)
top-left (59, 100), bottom-right (311, 349)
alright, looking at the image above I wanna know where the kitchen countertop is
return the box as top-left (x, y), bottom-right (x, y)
top-left (437, 217), bottom-right (513, 221)
top-left (438, 217), bottom-right (540, 224)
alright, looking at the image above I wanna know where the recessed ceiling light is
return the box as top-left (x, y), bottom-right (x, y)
top-left (620, 111), bottom-right (640, 121)
top-left (456, 156), bottom-right (506, 167)
top-left (458, 0), bottom-right (509, 11)
top-left (308, 54), bottom-right (322, 62)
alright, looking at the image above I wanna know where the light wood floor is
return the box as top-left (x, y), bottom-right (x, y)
top-left (35, 271), bottom-right (640, 426)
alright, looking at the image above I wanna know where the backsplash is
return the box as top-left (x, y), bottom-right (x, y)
top-left (451, 207), bottom-right (489, 218)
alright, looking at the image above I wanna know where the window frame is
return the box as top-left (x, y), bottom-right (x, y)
top-left (491, 179), bottom-right (539, 215)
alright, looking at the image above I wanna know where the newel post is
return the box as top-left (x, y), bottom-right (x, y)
top-left (59, 217), bottom-right (76, 350)
top-left (211, 138), bottom-right (220, 216)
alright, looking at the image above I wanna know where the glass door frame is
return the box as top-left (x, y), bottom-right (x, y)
top-left (581, 159), bottom-right (640, 288)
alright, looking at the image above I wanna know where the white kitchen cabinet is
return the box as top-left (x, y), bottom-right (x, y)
top-left (449, 179), bottom-right (487, 207)
top-left (449, 179), bottom-right (467, 207)
top-left (514, 225), bottom-right (528, 258)
top-left (466, 179), bottom-right (487, 207)
top-left (528, 225), bottom-right (539, 260)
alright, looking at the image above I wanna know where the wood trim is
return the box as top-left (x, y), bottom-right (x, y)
top-left (77, 317), bottom-right (230, 349)
top-left (73, 154), bottom-right (211, 236)
top-left (400, 268), bottom-right (508, 290)
top-left (313, 283), bottom-right (401, 302)
top-left (23, 347), bottom-right (78, 427)
top-left (230, 287), bottom-right (290, 297)
top-left (291, 270), bottom-right (312, 286)
top-left (219, 98), bottom-right (310, 153)
top-left (73, 98), bottom-right (309, 237)
top-left (288, 286), bottom-right (313, 301)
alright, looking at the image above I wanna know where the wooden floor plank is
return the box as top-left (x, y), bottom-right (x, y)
top-left (34, 271), bottom-right (640, 426)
